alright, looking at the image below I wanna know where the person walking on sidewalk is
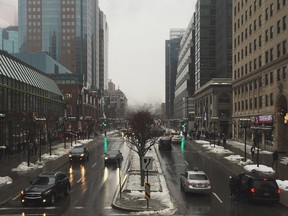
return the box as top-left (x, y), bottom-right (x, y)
top-left (271, 150), bottom-right (279, 169)
top-left (250, 146), bottom-right (255, 159)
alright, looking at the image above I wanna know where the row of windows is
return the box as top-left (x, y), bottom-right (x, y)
top-left (62, 0), bottom-right (75, 4)
top-left (234, 39), bottom-right (287, 73)
top-left (234, 1), bottom-right (287, 36)
top-left (234, 66), bottom-right (287, 95)
top-left (234, 94), bottom-right (273, 112)
top-left (28, 0), bottom-right (41, 5)
top-left (62, 14), bottom-right (75, 19)
top-left (234, 0), bottom-right (261, 17)
top-left (234, 15), bottom-right (286, 49)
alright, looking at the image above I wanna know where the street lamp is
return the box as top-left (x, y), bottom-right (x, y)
top-left (239, 118), bottom-right (251, 161)
top-left (211, 116), bottom-right (218, 147)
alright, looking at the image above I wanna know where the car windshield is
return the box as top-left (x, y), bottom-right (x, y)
top-left (33, 176), bottom-right (56, 185)
top-left (107, 150), bottom-right (119, 155)
top-left (71, 147), bottom-right (84, 153)
top-left (189, 174), bottom-right (208, 180)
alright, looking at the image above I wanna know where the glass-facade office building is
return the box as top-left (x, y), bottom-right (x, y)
top-left (18, 0), bottom-right (100, 89)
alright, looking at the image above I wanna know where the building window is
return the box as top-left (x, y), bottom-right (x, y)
top-left (265, 74), bottom-right (269, 85)
top-left (277, 68), bottom-right (281, 81)
top-left (254, 39), bottom-right (257, 51)
top-left (254, 58), bottom-right (257, 70)
top-left (259, 96), bottom-right (262, 108)
top-left (265, 51), bottom-right (269, 63)
top-left (283, 40), bottom-right (287, 54)
top-left (277, 0), bottom-right (281, 10)
top-left (277, 20), bottom-right (281, 34)
top-left (284, 16), bottom-right (287, 30)
top-left (250, 98), bottom-right (253, 110)
top-left (270, 26), bottom-right (273, 39)
top-left (259, 35), bottom-right (262, 47)
top-left (254, 97), bottom-right (257, 109)
top-left (254, 20), bottom-right (257, 31)
top-left (270, 48), bottom-right (273, 62)
top-left (270, 93), bottom-right (273, 106)
top-left (270, 3), bottom-right (273, 17)
top-left (259, 55), bottom-right (262, 67)
top-left (265, 95), bottom-right (268, 107)
top-left (283, 66), bottom-right (287, 79)
top-left (265, 8), bottom-right (269, 20)
top-left (254, 79), bottom-right (257, 89)
top-left (277, 43), bottom-right (281, 57)
top-left (259, 77), bottom-right (262, 87)
top-left (265, 29), bottom-right (269, 42)
top-left (270, 72), bottom-right (273, 84)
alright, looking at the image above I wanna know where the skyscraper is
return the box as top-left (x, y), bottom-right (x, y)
top-left (165, 29), bottom-right (184, 118)
top-left (18, 0), bottom-right (100, 89)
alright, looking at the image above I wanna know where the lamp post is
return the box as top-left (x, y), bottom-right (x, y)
top-left (239, 118), bottom-right (251, 161)
top-left (211, 116), bottom-right (218, 147)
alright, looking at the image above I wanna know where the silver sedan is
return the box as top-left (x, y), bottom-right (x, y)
top-left (180, 169), bottom-right (212, 195)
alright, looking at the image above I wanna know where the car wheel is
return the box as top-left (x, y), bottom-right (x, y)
top-left (50, 194), bottom-right (56, 205)
top-left (64, 185), bottom-right (70, 196)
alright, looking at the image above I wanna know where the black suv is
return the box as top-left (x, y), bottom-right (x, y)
top-left (233, 172), bottom-right (280, 203)
top-left (69, 144), bottom-right (89, 162)
top-left (20, 171), bottom-right (70, 206)
top-left (158, 136), bottom-right (172, 150)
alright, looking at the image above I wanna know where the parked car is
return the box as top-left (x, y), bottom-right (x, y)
top-left (69, 144), bottom-right (89, 162)
top-left (171, 134), bottom-right (182, 144)
top-left (231, 171), bottom-right (280, 203)
top-left (20, 171), bottom-right (70, 206)
top-left (180, 168), bottom-right (212, 195)
top-left (104, 149), bottom-right (123, 165)
top-left (158, 136), bottom-right (172, 150)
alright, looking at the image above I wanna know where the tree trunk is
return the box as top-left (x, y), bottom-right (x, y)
top-left (139, 155), bottom-right (145, 186)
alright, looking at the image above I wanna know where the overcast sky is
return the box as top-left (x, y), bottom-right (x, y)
top-left (0, 0), bottom-right (197, 107)
top-left (99, 0), bottom-right (196, 107)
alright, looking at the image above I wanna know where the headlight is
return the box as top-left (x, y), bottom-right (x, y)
top-left (69, 154), bottom-right (72, 157)
top-left (105, 156), bottom-right (108, 160)
top-left (80, 153), bottom-right (84, 157)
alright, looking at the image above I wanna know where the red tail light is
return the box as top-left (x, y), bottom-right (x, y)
top-left (278, 188), bottom-right (281, 194)
top-left (250, 187), bottom-right (256, 193)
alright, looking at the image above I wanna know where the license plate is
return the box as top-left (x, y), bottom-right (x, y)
top-left (264, 193), bottom-right (270, 196)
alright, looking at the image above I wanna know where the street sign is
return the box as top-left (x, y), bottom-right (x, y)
top-left (142, 156), bottom-right (153, 170)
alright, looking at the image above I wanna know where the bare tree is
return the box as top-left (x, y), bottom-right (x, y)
top-left (125, 110), bottom-right (163, 186)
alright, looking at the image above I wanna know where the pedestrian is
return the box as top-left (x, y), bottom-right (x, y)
top-left (250, 145), bottom-right (255, 159)
top-left (33, 142), bottom-right (38, 155)
top-left (271, 150), bottom-right (278, 169)
top-left (223, 137), bottom-right (226, 148)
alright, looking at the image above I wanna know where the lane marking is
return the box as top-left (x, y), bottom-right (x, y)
top-left (77, 176), bottom-right (83, 183)
top-left (213, 192), bottom-right (223, 203)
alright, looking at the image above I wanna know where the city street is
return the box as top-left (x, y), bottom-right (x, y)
top-left (0, 131), bottom-right (287, 215)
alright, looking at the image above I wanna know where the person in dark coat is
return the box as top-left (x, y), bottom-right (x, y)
top-left (272, 150), bottom-right (279, 169)
top-left (250, 145), bottom-right (255, 159)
